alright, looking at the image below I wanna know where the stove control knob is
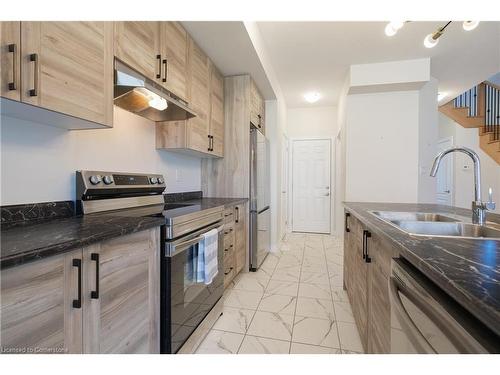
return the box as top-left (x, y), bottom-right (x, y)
top-left (89, 175), bottom-right (102, 185)
top-left (103, 175), bottom-right (114, 185)
top-left (157, 177), bottom-right (164, 184)
top-left (149, 177), bottom-right (158, 184)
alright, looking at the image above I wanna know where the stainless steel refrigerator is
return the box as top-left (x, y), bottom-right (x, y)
top-left (249, 126), bottom-right (271, 271)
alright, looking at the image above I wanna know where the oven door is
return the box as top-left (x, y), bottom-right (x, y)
top-left (161, 222), bottom-right (224, 354)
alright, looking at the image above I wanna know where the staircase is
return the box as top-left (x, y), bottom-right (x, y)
top-left (439, 81), bottom-right (500, 165)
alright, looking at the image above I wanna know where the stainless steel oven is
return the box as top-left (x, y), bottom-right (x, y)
top-left (161, 220), bottom-right (224, 354)
top-left (389, 258), bottom-right (500, 353)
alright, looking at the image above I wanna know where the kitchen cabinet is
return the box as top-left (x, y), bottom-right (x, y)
top-left (1, 21), bottom-right (113, 128)
top-left (234, 203), bottom-right (247, 274)
top-left (250, 78), bottom-right (265, 134)
top-left (114, 21), bottom-right (161, 84)
top-left (1, 22), bottom-right (21, 101)
top-left (160, 22), bottom-right (188, 101)
top-left (0, 248), bottom-right (83, 354)
top-left (155, 36), bottom-right (224, 158)
top-left (83, 228), bottom-right (160, 354)
top-left (0, 228), bottom-right (160, 354)
top-left (343, 209), bottom-right (398, 354)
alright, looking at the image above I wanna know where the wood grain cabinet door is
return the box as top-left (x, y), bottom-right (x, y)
top-left (83, 228), bottom-right (160, 354)
top-left (20, 22), bottom-right (113, 127)
top-left (114, 21), bottom-right (160, 82)
top-left (234, 203), bottom-right (247, 274)
top-left (0, 249), bottom-right (83, 354)
top-left (160, 22), bottom-right (188, 101)
top-left (367, 261), bottom-right (391, 353)
top-left (186, 37), bottom-right (211, 154)
top-left (0, 21), bottom-right (21, 101)
top-left (249, 79), bottom-right (261, 128)
top-left (209, 63), bottom-right (224, 157)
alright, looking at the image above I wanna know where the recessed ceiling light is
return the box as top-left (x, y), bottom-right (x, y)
top-left (304, 92), bottom-right (321, 103)
top-left (437, 92), bottom-right (447, 101)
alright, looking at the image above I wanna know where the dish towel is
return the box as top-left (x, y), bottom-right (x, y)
top-left (196, 228), bottom-right (219, 285)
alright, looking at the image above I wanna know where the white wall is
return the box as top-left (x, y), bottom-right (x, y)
top-left (345, 90), bottom-right (421, 203)
top-left (438, 113), bottom-right (500, 214)
top-left (287, 106), bottom-right (338, 234)
top-left (0, 107), bottom-right (201, 205)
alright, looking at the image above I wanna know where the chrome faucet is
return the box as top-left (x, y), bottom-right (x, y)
top-left (430, 146), bottom-right (495, 225)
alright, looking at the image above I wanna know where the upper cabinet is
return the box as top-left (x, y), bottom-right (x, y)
top-left (160, 22), bottom-right (188, 102)
top-left (1, 22), bottom-right (21, 101)
top-left (114, 21), bottom-right (160, 83)
top-left (250, 78), bottom-right (265, 134)
top-left (1, 21), bottom-right (113, 129)
top-left (156, 35), bottom-right (224, 158)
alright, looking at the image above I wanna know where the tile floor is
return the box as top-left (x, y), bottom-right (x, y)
top-left (195, 233), bottom-right (364, 354)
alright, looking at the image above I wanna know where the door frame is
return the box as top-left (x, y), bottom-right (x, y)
top-left (281, 134), bottom-right (289, 239)
top-left (436, 136), bottom-right (455, 206)
top-left (289, 137), bottom-right (334, 234)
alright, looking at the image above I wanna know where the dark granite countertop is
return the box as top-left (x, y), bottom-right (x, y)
top-left (0, 196), bottom-right (248, 270)
top-left (343, 202), bottom-right (500, 336)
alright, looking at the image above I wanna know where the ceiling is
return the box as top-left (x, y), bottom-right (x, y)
top-left (182, 21), bottom-right (276, 99)
top-left (257, 21), bottom-right (500, 107)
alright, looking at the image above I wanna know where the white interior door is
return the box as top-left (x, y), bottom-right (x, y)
top-left (436, 137), bottom-right (454, 206)
top-left (292, 139), bottom-right (331, 233)
top-left (281, 135), bottom-right (289, 239)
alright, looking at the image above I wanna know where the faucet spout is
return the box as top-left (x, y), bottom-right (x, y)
top-left (430, 146), bottom-right (481, 202)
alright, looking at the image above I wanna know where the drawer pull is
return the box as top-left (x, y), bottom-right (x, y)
top-left (29, 53), bottom-right (38, 97)
top-left (90, 253), bottom-right (99, 299)
top-left (72, 259), bottom-right (82, 309)
top-left (224, 267), bottom-right (234, 276)
top-left (235, 206), bottom-right (240, 223)
top-left (162, 58), bottom-right (167, 82)
top-left (156, 54), bottom-right (161, 79)
top-left (345, 212), bottom-right (350, 232)
top-left (363, 230), bottom-right (372, 263)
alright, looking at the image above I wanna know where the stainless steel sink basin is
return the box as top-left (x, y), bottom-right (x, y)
top-left (391, 221), bottom-right (500, 239)
top-left (370, 211), bottom-right (500, 240)
top-left (371, 211), bottom-right (459, 222)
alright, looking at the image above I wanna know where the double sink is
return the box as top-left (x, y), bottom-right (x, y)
top-left (371, 211), bottom-right (500, 240)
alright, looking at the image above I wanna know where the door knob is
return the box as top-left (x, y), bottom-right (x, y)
top-left (324, 193), bottom-right (330, 196)
top-left (444, 190), bottom-right (450, 193)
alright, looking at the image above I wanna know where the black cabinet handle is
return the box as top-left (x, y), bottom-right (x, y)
top-left (224, 267), bottom-right (234, 276)
top-left (72, 259), bottom-right (82, 308)
top-left (29, 53), bottom-right (38, 97)
top-left (235, 206), bottom-right (239, 223)
top-left (90, 253), bottom-right (99, 299)
top-left (363, 230), bottom-right (372, 263)
top-left (162, 58), bottom-right (167, 82)
top-left (156, 54), bottom-right (161, 79)
top-left (345, 212), bottom-right (350, 232)
top-left (8, 44), bottom-right (17, 91)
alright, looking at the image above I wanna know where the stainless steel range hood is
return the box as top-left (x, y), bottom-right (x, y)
top-left (114, 60), bottom-right (196, 122)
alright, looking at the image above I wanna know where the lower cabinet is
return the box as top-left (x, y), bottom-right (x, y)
top-left (0, 227), bottom-right (160, 354)
top-left (343, 210), bottom-right (395, 353)
top-left (223, 203), bottom-right (248, 288)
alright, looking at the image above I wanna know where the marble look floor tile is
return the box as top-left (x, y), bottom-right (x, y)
top-left (253, 267), bottom-right (274, 279)
top-left (212, 307), bottom-right (256, 334)
top-left (272, 267), bottom-right (301, 282)
top-left (300, 271), bottom-right (330, 285)
top-left (331, 287), bottom-right (349, 302)
top-left (266, 280), bottom-right (299, 297)
top-left (337, 321), bottom-right (364, 352)
top-left (342, 350), bottom-right (363, 354)
top-left (325, 254), bottom-right (343, 267)
top-left (295, 297), bottom-right (335, 321)
top-left (333, 301), bottom-right (355, 323)
top-left (292, 316), bottom-right (340, 349)
top-left (329, 274), bottom-right (344, 288)
top-left (298, 283), bottom-right (332, 300)
top-left (290, 342), bottom-right (341, 354)
top-left (327, 263), bottom-right (343, 277)
top-left (262, 254), bottom-right (280, 269)
top-left (233, 275), bottom-right (269, 293)
top-left (238, 335), bottom-right (290, 354)
top-left (196, 330), bottom-right (244, 354)
top-left (258, 293), bottom-right (297, 315)
top-left (224, 289), bottom-right (264, 310)
top-left (303, 255), bottom-right (326, 265)
top-left (247, 311), bottom-right (294, 341)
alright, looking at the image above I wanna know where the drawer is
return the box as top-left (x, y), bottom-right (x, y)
top-left (223, 253), bottom-right (236, 287)
top-left (223, 240), bottom-right (234, 259)
top-left (224, 207), bottom-right (235, 224)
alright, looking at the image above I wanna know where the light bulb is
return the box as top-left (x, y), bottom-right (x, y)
top-left (149, 96), bottom-right (168, 111)
top-left (384, 21), bottom-right (404, 37)
top-left (424, 33), bottom-right (439, 48)
top-left (304, 92), bottom-right (321, 103)
top-left (463, 21), bottom-right (479, 31)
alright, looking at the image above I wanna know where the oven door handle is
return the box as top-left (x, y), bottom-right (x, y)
top-left (166, 225), bottom-right (223, 257)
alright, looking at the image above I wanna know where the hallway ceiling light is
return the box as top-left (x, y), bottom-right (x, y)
top-left (304, 92), bottom-right (321, 103)
top-left (423, 22), bottom-right (451, 48)
top-left (463, 21), bottom-right (480, 31)
top-left (384, 21), bottom-right (405, 36)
